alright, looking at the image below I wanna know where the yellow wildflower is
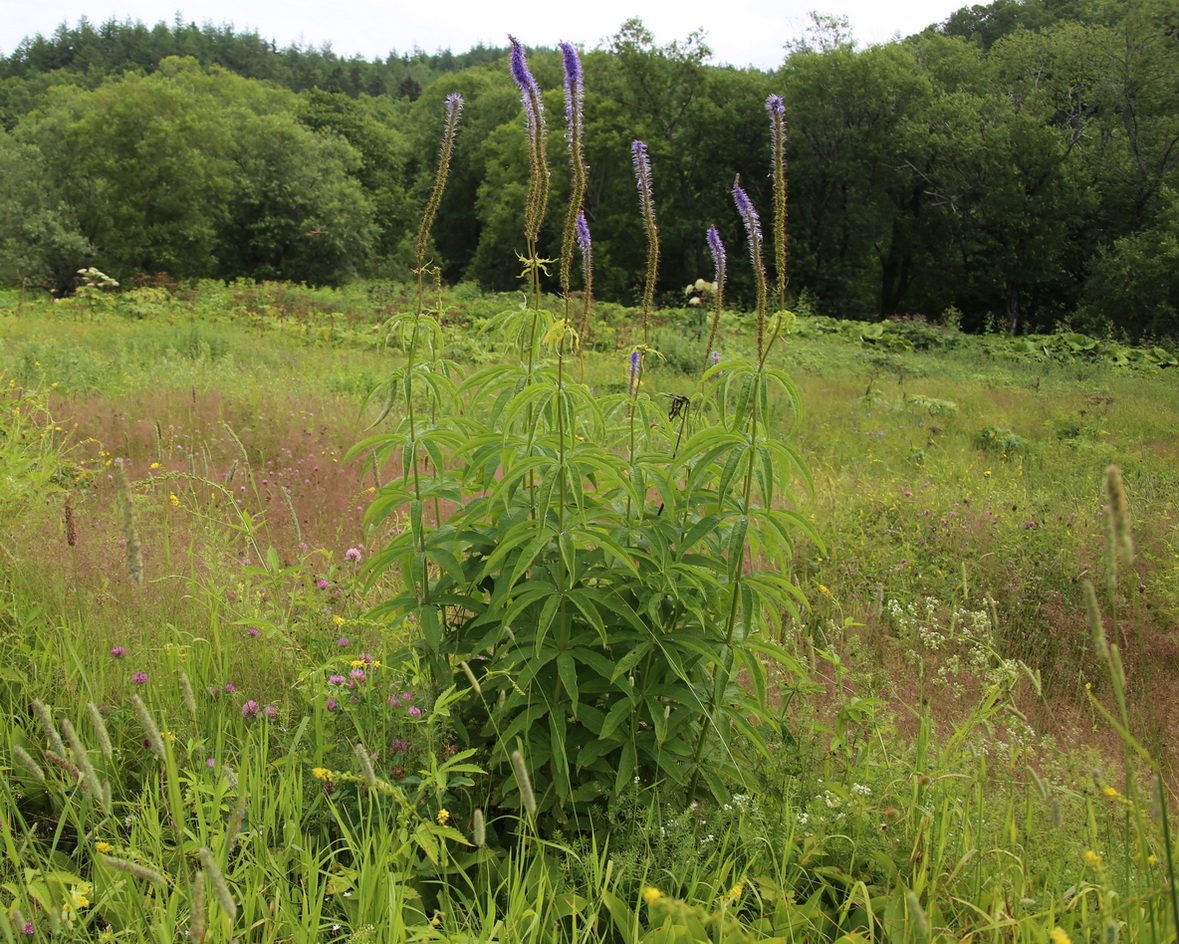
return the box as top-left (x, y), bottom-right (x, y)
top-left (351, 659), bottom-right (366, 668)
top-left (642, 887), bottom-right (664, 906)
top-left (1102, 786), bottom-right (1120, 800)
top-left (436, 809), bottom-right (450, 825)
top-left (1083, 849), bottom-right (1103, 870)
top-left (149, 462), bottom-right (160, 470)
top-left (1148, 855), bottom-right (1159, 866)
top-left (984, 470), bottom-right (992, 477)
top-left (332, 616), bottom-right (346, 627)
top-left (95, 841), bottom-right (113, 854)
top-left (311, 767), bottom-right (332, 780)
top-left (818, 585), bottom-right (830, 595)
top-left (1050, 927), bottom-right (1072, 944)
top-left (727, 883), bottom-right (744, 904)
top-left (169, 494), bottom-right (180, 507)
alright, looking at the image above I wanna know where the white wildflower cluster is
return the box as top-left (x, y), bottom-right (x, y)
top-left (77, 267), bottom-right (119, 289)
top-left (683, 277), bottom-right (718, 307)
top-left (889, 597), bottom-right (1021, 693)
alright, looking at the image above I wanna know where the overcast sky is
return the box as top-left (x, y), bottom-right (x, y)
top-left (1, 0), bottom-right (968, 71)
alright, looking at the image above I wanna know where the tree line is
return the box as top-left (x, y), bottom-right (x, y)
top-left (0, 2), bottom-right (1176, 340)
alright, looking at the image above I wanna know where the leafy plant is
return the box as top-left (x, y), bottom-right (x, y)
top-left (356, 60), bottom-right (816, 824)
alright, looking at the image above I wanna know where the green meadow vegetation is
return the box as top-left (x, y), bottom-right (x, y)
top-left (2, 22), bottom-right (1179, 944)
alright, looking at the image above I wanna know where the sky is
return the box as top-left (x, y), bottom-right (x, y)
top-left (1, 0), bottom-right (969, 71)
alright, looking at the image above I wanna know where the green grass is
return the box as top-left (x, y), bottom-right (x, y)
top-left (1, 285), bottom-right (1177, 942)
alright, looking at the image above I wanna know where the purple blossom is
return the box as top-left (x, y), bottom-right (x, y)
top-left (329, 674), bottom-right (347, 685)
top-left (224, 682), bottom-right (235, 693)
top-left (402, 693), bottom-right (415, 703)
top-left (710, 351), bottom-right (722, 367)
top-left (316, 578), bottom-right (330, 590)
top-left (131, 672), bottom-right (147, 685)
top-left (207, 757), bottom-right (216, 768)
top-left (408, 705), bottom-right (422, 719)
top-left (558, 41), bottom-right (583, 136)
top-left (264, 705), bottom-right (278, 717)
top-left (576, 213), bottom-right (591, 254)
top-left (20, 922), bottom-right (33, 935)
top-left (110, 645), bottom-right (126, 658)
top-left (632, 140), bottom-right (654, 218)
top-left (766, 94), bottom-right (787, 154)
top-left (349, 668), bottom-right (366, 683)
top-left (344, 547), bottom-right (362, 562)
top-left (336, 638), bottom-right (349, 647)
top-left (247, 627), bottom-right (260, 637)
top-left (327, 697), bottom-right (337, 711)
top-left (732, 183), bottom-right (762, 249)
top-left (388, 694), bottom-right (401, 707)
top-left (706, 225), bottom-right (727, 288)
top-left (242, 700), bottom-right (259, 719)
top-left (391, 738), bottom-right (409, 753)
top-left (444, 92), bottom-right (464, 122)
top-left (508, 35), bottom-right (543, 135)
top-left (628, 349), bottom-right (641, 395)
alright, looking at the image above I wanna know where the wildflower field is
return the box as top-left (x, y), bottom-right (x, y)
top-left (3, 38), bottom-right (1179, 944)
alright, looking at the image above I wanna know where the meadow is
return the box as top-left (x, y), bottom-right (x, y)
top-left (2, 39), bottom-right (1179, 944)
top-left (1, 273), bottom-right (1177, 943)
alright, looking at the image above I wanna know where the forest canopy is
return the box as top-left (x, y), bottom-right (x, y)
top-left (1, 1), bottom-right (1177, 340)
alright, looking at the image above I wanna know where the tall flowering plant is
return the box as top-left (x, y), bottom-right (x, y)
top-left (358, 53), bottom-right (814, 822)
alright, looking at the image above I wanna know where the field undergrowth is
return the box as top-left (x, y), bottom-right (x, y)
top-left (1, 278), bottom-right (1178, 943)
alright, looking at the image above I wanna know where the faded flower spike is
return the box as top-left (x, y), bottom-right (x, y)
top-left (632, 140), bottom-right (659, 341)
top-left (415, 91), bottom-right (465, 269)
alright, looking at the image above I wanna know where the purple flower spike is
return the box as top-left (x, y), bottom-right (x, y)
top-left (732, 184), bottom-right (762, 247)
top-left (707, 225), bottom-right (727, 288)
top-left (632, 141), bottom-right (654, 212)
top-left (559, 41), bottom-right (583, 133)
top-left (576, 213), bottom-right (591, 253)
top-left (628, 349), bottom-right (642, 395)
top-left (766, 94), bottom-right (785, 116)
top-left (509, 35), bottom-right (542, 131)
